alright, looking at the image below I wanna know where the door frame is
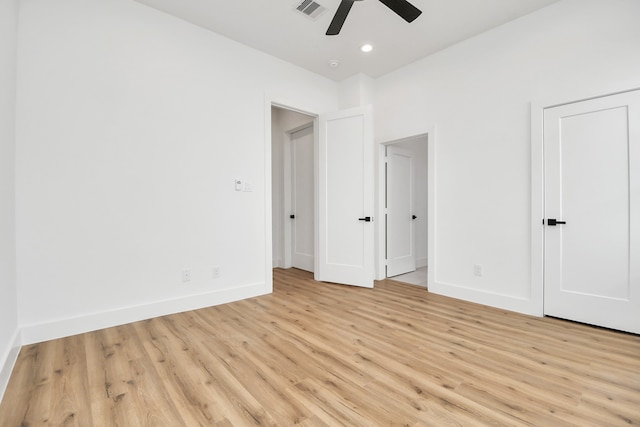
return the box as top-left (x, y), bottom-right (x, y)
top-left (376, 127), bottom-right (435, 286)
top-left (530, 87), bottom-right (640, 318)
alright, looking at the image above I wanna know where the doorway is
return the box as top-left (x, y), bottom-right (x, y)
top-left (381, 135), bottom-right (428, 286)
top-left (271, 106), bottom-right (315, 271)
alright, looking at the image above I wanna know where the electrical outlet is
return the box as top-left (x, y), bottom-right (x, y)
top-left (473, 264), bottom-right (483, 277)
top-left (181, 269), bottom-right (192, 283)
top-left (212, 266), bottom-right (221, 279)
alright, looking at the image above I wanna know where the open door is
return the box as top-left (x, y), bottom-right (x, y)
top-left (386, 145), bottom-right (416, 277)
top-left (317, 106), bottom-right (374, 288)
top-left (290, 125), bottom-right (314, 272)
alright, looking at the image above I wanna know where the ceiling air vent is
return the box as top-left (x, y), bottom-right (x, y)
top-left (295, 0), bottom-right (327, 20)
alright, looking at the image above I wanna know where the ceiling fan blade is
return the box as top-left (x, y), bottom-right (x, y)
top-left (326, 0), bottom-right (355, 35)
top-left (378, 0), bottom-right (422, 23)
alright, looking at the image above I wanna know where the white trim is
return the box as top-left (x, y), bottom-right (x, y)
top-left (428, 280), bottom-right (538, 315)
top-left (538, 87), bottom-right (640, 110)
top-left (20, 282), bottom-right (267, 345)
top-left (0, 329), bottom-right (22, 402)
top-left (264, 99), bottom-right (274, 289)
top-left (313, 119), bottom-right (321, 276)
top-left (376, 144), bottom-right (385, 279)
top-left (427, 128), bottom-right (436, 290)
top-left (530, 101), bottom-right (545, 316)
top-left (286, 122), bottom-right (314, 134)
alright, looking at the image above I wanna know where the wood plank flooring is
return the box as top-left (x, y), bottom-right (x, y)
top-left (1, 267), bottom-right (639, 426)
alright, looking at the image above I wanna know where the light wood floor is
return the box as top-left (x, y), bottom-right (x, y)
top-left (1, 268), bottom-right (639, 426)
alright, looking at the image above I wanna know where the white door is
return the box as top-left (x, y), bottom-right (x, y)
top-left (386, 146), bottom-right (416, 277)
top-left (317, 106), bottom-right (374, 288)
top-left (544, 90), bottom-right (640, 334)
top-left (291, 125), bottom-right (314, 272)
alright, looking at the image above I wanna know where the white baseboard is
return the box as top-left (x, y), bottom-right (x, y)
top-left (0, 329), bottom-right (21, 403)
top-left (416, 257), bottom-right (428, 268)
top-left (429, 280), bottom-right (541, 317)
top-left (20, 281), bottom-right (269, 345)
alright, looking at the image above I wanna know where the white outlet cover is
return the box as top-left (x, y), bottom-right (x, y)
top-left (473, 264), bottom-right (483, 277)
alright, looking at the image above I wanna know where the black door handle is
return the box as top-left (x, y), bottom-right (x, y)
top-left (358, 216), bottom-right (372, 222)
top-left (290, 214), bottom-right (295, 219)
top-left (412, 215), bottom-right (417, 220)
top-left (547, 218), bottom-right (566, 226)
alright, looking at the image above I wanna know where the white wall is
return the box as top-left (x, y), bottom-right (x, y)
top-left (271, 107), bottom-right (314, 268)
top-left (15, 0), bottom-right (339, 344)
top-left (339, 73), bottom-right (374, 109)
top-left (0, 0), bottom-right (20, 400)
top-left (374, 0), bottom-right (640, 314)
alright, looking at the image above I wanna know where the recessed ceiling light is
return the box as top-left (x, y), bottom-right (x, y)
top-left (328, 59), bottom-right (340, 68)
top-left (361, 44), bottom-right (373, 53)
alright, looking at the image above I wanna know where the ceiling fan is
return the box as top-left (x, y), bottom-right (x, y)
top-left (326, 0), bottom-right (422, 35)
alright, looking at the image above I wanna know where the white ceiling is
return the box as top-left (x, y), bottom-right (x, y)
top-left (134, 0), bottom-right (561, 81)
